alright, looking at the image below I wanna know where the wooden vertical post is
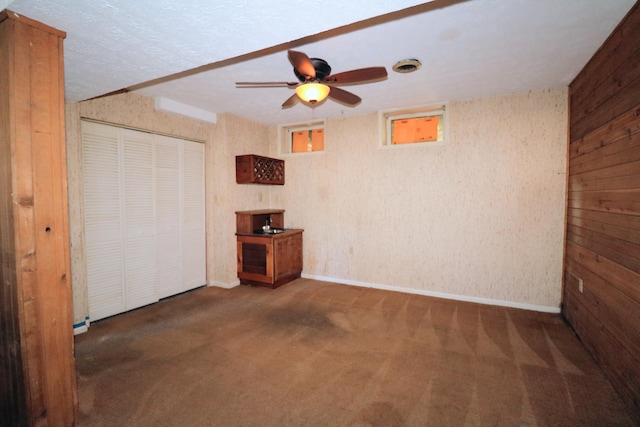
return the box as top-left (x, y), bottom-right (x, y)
top-left (0, 9), bottom-right (77, 426)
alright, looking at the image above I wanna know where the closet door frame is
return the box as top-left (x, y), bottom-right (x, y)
top-left (81, 120), bottom-right (206, 321)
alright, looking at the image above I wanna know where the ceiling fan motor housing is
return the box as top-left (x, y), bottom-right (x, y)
top-left (294, 58), bottom-right (331, 82)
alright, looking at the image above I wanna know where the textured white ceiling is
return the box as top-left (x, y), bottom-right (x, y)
top-left (5, 0), bottom-right (636, 125)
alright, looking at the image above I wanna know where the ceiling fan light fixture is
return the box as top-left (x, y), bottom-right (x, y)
top-left (295, 82), bottom-right (330, 104)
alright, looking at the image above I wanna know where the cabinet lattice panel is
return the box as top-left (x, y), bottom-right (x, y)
top-left (254, 157), bottom-right (284, 182)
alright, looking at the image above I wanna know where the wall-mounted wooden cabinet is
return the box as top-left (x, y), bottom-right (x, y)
top-left (235, 210), bottom-right (302, 288)
top-left (236, 154), bottom-right (285, 185)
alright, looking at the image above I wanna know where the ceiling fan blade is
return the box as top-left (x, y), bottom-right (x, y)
top-left (288, 50), bottom-right (316, 80)
top-left (236, 81), bottom-right (297, 88)
top-left (324, 67), bottom-right (388, 85)
top-left (281, 94), bottom-right (300, 109)
top-left (327, 86), bottom-right (361, 106)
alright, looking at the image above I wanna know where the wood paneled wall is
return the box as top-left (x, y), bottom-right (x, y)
top-left (0, 11), bottom-right (26, 424)
top-left (564, 2), bottom-right (640, 422)
top-left (0, 10), bottom-right (77, 426)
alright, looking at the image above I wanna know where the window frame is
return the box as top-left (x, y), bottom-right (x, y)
top-left (278, 120), bottom-right (326, 156)
top-left (378, 104), bottom-right (447, 149)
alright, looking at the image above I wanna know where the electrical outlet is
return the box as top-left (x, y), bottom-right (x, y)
top-left (578, 278), bottom-right (584, 293)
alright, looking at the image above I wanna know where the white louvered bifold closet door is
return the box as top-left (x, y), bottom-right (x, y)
top-left (82, 122), bottom-right (126, 320)
top-left (81, 121), bottom-right (206, 321)
top-left (182, 140), bottom-right (206, 290)
top-left (155, 135), bottom-right (183, 299)
top-left (121, 129), bottom-right (157, 310)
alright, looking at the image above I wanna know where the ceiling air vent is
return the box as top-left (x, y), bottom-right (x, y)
top-left (392, 59), bottom-right (422, 73)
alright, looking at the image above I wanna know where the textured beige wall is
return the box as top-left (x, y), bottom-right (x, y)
top-left (208, 113), bottom-right (276, 287)
top-left (67, 88), bottom-right (568, 326)
top-left (274, 88), bottom-right (569, 309)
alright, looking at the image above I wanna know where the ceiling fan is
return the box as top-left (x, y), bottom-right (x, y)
top-left (235, 50), bottom-right (388, 109)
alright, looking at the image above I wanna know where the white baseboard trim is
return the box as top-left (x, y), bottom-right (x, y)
top-left (301, 273), bottom-right (561, 314)
top-left (209, 279), bottom-right (240, 289)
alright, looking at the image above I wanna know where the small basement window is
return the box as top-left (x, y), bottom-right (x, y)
top-left (279, 121), bottom-right (325, 155)
top-left (379, 105), bottom-right (446, 147)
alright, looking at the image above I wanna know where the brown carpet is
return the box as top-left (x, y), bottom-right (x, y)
top-left (74, 279), bottom-right (634, 426)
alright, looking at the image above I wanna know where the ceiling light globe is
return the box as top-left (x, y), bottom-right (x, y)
top-left (296, 83), bottom-right (330, 104)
